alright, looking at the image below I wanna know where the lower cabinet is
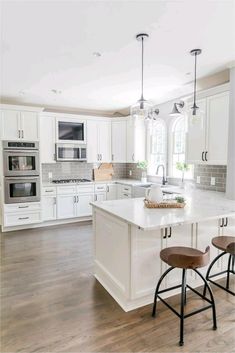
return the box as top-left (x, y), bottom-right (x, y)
top-left (95, 192), bottom-right (106, 202)
top-left (106, 184), bottom-right (117, 200)
top-left (57, 194), bottom-right (77, 219)
top-left (77, 194), bottom-right (94, 217)
top-left (3, 202), bottom-right (41, 227)
top-left (42, 196), bottom-right (57, 221)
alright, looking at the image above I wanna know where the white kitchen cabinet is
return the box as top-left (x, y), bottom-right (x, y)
top-left (117, 184), bottom-right (132, 199)
top-left (40, 115), bottom-right (56, 163)
top-left (57, 194), bottom-right (77, 219)
top-left (126, 117), bottom-right (145, 163)
top-left (0, 110), bottom-right (20, 140)
top-left (206, 92), bottom-right (229, 164)
top-left (77, 194), bottom-right (93, 217)
top-left (220, 216), bottom-right (235, 271)
top-left (20, 111), bottom-right (39, 140)
top-left (106, 184), bottom-right (117, 200)
top-left (111, 120), bottom-right (127, 162)
top-left (186, 91), bottom-right (229, 165)
top-left (42, 196), bottom-right (56, 221)
top-left (0, 108), bottom-right (39, 141)
top-left (186, 99), bottom-right (207, 164)
top-left (95, 192), bottom-right (106, 202)
top-left (87, 120), bottom-right (111, 163)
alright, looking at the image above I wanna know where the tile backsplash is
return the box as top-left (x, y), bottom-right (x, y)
top-left (194, 164), bottom-right (227, 192)
top-left (42, 162), bottom-right (227, 192)
top-left (41, 162), bottom-right (127, 182)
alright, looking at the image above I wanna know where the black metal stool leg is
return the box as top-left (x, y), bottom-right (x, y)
top-left (194, 269), bottom-right (217, 330)
top-left (179, 269), bottom-right (186, 346)
top-left (226, 254), bottom-right (232, 289)
top-left (203, 251), bottom-right (227, 296)
top-left (232, 255), bottom-right (235, 274)
top-left (152, 266), bottom-right (174, 317)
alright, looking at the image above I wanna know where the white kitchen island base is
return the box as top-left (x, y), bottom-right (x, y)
top-left (92, 197), bottom-right (235, 312)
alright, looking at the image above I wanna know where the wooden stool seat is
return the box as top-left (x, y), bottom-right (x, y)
top-left (160, 246), bottom-right (210, 269)
top-left (212, 236), bottom-right (235, 255)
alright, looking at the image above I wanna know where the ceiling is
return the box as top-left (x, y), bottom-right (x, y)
top-left (1, 0), bottom-right (235, 114)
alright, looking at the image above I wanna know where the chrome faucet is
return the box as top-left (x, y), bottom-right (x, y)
top-left (156, 164), bottom-right (168, 185)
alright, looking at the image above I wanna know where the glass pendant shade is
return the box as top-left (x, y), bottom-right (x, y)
top-left (188, 104), bottom-right (204, 129)
top-left (131, 98), bottom-right (152, 120)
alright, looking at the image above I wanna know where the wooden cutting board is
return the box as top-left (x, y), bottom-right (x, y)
top-left (93, 163), bottom-right (114, 181)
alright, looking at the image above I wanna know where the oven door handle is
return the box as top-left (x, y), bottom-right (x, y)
top-left (5, 177), bottom-right (39, 180)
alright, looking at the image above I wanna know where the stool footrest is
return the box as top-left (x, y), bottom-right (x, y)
top-left (186, 285), bottom-right (213, 305)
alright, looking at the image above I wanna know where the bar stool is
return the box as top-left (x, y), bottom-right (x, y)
top-left (204, 236), bottom-right (235, 296)
top-left (152, 246), bottom-right (217, 346)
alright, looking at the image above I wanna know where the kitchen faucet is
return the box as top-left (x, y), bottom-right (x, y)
top-left (156, 164), bottom-right (168, 185)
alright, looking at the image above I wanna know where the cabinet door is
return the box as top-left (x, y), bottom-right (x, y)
top-left (21, 112), bottom-right (39, 140)
top-left (111, 120), bottom-right (127, 162)
top-left (42, 196), bottom-right (56, 221)
top-left (206, 92), bottom-right (229, 164)
top-left (186, 99), bottom-right (207, 164)
top-left (1, 110), bottom-right (21, 140)
top-left (77, 194), bottom-right (93, 217)
top-left (87, 120), bottom-right (99, 163)
top-left (40, 116), bottom-right (56, 163)
top-left (95, 192), bottom-right (106, 202)
top-left (106, 184), bottom-right (117, 200)
top-left (57, 194), bottom-right (77, 219)
top-left (98, 121), bottom-right (111, 162)
top-left (164, 224), bottom-right (194, 287)
top-left (126, 118), bottom-right (145, 162)
top-left (196, 220), bottom-right (221, 276)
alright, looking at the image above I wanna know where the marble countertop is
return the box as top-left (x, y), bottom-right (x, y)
top-left (91, 189), bottom-right (235, 230)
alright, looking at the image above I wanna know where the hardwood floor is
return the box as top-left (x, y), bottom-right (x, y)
top-left (1, 222), bottom-right (234, 353)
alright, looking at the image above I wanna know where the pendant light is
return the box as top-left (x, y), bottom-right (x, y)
top-left (189, 48), bottom-right (203, 125)
top-left (131, 33), bottom-right (155, 122)
top-left (170, 101), bottom-right (185, 116)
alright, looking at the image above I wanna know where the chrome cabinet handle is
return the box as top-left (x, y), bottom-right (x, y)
top-left (18, 205), bottom-right (29, 208)
top-left (205, 151), bottom-right (208, 162)
top-left (73, 196), bottom-right (76, 203)
top-left (123, 193), bottom-right (129, 197)
top-left (54, 197), bottom-right (57, 205)
top-left (77, 196), bottom-right (79, 203)
top-left (45, 190), bottom-right (53, 193)
top-left (202, 151), bottom-right (205, 161)
top-left (19, 217), bottom-right (29, 220)
top-left (18, 130), bottom-right (21, 138)
top-left (132, 153), bottom-right (135, 161)
top-left (95, 194), bottom-right (97, 201)
top-left (100, 154), bottom-right (102, 161)
top-left (21, 130), bottom-right (24, 138)
top-left (97, 154), bottom-right (100, 161)
top-left (112, 154), bottom-right (114, 161)
top-left (107, 186), bottom-right (109, 192)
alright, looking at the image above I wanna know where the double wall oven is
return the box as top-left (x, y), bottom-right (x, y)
top-left (3, 141), bottom-right (40, 204)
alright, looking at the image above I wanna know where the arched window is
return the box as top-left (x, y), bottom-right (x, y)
top-left (148, 120), bottom-right (167, 176)
top-left (171, 116), bottom-right (193, 179)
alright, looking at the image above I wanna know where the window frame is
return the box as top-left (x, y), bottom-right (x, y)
top-left (147, 119), bottom-right (167, 176)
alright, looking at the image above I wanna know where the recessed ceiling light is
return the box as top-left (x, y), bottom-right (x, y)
top-left (93, 52), bottom-right (101, 57)
top-left (51, 89), bottom-right (62, 94)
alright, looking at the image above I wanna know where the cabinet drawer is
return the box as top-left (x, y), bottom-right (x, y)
top-left (121, 192), bottom-right (132, 199)
top-left (57, 185), bottom-right (76, 195)
top-left (119, 184), bottom-right (132, 195)
top-left (42, 186), bottom-right (56, 196)
top-left (4, 202), bottom-right (41, 213)
top-left (95, 184), bottom-right (107, 193)
top-left (4, 211), bottom-right (41, 227)
top-left (77, 184), bottom-right (94, 194)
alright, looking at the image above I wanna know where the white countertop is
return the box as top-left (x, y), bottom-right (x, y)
top-left (91, 189), bottom-right (235, 230)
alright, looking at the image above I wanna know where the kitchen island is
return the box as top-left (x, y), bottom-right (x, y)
top-left (91, 189), bottom-right (235, 311)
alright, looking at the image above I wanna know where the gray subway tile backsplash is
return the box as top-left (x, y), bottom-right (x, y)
top-left (42, 162), bottom-right (227, 193)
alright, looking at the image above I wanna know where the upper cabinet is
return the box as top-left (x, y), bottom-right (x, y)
top-left (126, 117), bottom-right (146, 162)
top-left (0, 105), bottom-right (41, 141)
top-left (111, 119), bottom-right (127, 163)
top-left (186, 91), bottom-right (229, 165)
top-left (40, 114), bottom-right (56, 163)
top-left (87, 119), bottom-right (111, 163)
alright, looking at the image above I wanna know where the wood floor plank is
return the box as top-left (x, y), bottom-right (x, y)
top-left (1, 222), bottom-right (234, 353)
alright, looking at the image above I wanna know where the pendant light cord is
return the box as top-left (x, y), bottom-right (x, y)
top-left (193, 52), bottom-right (197, 107)
top-left (141, 36), bottom-right (144, 101)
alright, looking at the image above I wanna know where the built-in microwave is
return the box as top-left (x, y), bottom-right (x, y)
top-left (3, 141), bottom-right (40, 177)
top-left (56, 144), bottom-right (87, 161)
top-left (56, 119), bottom-right (86, 144)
